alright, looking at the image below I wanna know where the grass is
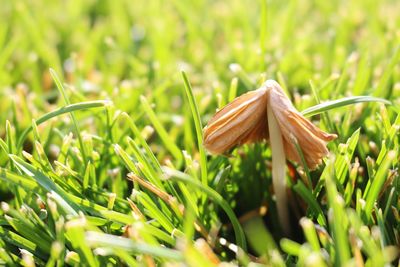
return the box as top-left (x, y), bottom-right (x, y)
top-left (0, 0), bottom-right (399, 266)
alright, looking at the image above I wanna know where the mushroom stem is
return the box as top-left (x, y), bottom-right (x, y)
top-left (267, 104), bottom-right (290, 235)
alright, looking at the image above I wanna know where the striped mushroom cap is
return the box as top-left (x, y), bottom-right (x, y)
top-left (203, 80), bottom-right (337, 170)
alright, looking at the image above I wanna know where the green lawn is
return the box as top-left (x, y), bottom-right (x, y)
top-left (0, 0), bottom-right (399, 266)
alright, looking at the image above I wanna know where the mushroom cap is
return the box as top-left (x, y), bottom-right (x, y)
top-left (203, 87), bottom-right (269, 154)
top-left (203, 80), bottom-right (337, 170)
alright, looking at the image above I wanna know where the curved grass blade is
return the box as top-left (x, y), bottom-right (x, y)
top-left (163, 167), bottom-right (247, 251)
top-left (50, 69), bottom-right (90, 164)
top-left (9, 155), bottom-right (79, 215)
top-left (86, 231), bottom-right (184, 261)
top-left (16, 100), bottom-right (110, 149)
top-left (181, 71), bottom-right (208, 186)
top-left (301, 96), bottom-right (391, 117)
top-left (293, 181), bottom-right (327, 227)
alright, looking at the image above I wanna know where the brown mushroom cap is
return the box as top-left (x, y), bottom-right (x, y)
top-left (203, 80), bottom-right (337, 170)
top-left (203, 87), bottom-right (269, 154)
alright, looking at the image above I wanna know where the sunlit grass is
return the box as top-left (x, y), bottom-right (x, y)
top-left (0, 0), bottom-right (399, 266)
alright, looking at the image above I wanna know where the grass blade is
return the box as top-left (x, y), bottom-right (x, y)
top-left (163, 167), bottom-right (247, 251)
top-left (86, 231), bottom-right (184, 261)
top-left (140, 96), bottom-right (183, 163)
top-left (181, 71), bottom-right (208, 186)
top-left (325, 158), bottom-right (350, 265)
top-left (16, 100), bottom-right (109, 149)
top-left (301, 96), bottom-right (391, 117)
top-left (9, 155), bottom-right (80, 215)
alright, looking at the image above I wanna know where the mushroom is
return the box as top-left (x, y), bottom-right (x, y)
top-left (203, 80), bottom-right (337, 234)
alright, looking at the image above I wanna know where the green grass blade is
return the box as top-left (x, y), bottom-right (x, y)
top-left (86, 231), bottom-right (184, 261)
top-left (300, 217), bottom-right (320, 252)
top-left (293, 181), bottom-right (327, 227)
top-left (301, 96), bottom-right (391, 117)
top-left (49, 69), bottom-right (89, 163)
top-left (0, 226), bottom-right (48, 260)
top-left (181, 71), bottom-right (208, 186)
top-left (363, 150), bottom-right (396, 221)
top-left (16, 100), bottom-right (109, 149)
top-left (374, 46), bottom-right (400, 98)
top-left (163, 167), bottom-right (247, 251)
top-left (325, 158), bottom-right (350, 265)
top-left (140, 96), bottom-right (183, 163)
top-left (65, 218), bottom-right (99, 267)
top-left (9, 155), bottom-right (80, 215)
top-left (120, 112), bottom-right (161, 171)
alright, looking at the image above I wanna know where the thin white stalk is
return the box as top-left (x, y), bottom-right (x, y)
top-left (267, 104), bottom-right (290, 235)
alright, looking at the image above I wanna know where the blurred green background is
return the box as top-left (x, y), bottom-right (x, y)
top-left (0, 0), bottom-right (399, 265)
top-left (1, 0), bottom-right (399, 121)
top-left (1, 0), bottom-right (400, 228)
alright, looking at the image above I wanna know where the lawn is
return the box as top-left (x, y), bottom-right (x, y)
top-left (0, 0), bottom-right (399, 266)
